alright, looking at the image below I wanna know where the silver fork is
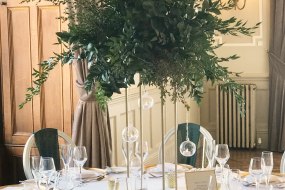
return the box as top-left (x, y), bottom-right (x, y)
top-left (82, 175), bottom-right (106, 183)
top-left (148, 173), bottom-right (163, 178)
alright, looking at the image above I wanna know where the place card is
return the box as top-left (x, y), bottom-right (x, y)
top-left (185, 169), bottom-right (217, 190)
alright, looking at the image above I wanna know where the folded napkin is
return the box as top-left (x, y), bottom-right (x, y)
top-left (147, 163), bottom-right (188, 173)
top-left (243, 175), bottom-right (285, 184)
top-left (69, 167), bottom-right (101, 179)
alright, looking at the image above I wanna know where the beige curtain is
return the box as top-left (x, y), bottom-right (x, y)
top-left (72, 51), bottom-right (112, 167)
top-left (268, 0), bottom-right (285, 152)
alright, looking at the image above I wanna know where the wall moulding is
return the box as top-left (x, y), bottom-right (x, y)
top-left (214, 0), bottom-right (263, 47)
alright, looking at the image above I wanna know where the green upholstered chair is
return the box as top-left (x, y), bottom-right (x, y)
top-left (158, 123), bottom-right (213, 168)
top-left (23, 128), bottom-right (75, 179)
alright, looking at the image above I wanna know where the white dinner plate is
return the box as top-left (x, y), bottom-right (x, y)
top-left (147, 163), bottom-right (189, 175)
top-left (110, 166), bottom-right (127, 173)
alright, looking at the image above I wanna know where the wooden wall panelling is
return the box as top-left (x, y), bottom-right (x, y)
top-left (0, 0), bottom-right (72, 152)
top-left (38, 5), bottom-right (63, 130)
top-left (0, 0), bottom-right (73, 184)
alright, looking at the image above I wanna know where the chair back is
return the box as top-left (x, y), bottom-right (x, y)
top-left (280, 151), bottom-right (285, 173)
top-left (158, 123), bottom-right (213, 168)
top-left (23, 129), bottom-right (75, 179)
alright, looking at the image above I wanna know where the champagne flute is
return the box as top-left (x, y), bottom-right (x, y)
top-left (73, 146), bottom-right (88, 182)
top-left (261, 151), bottom-right (273, 186)
top-left (206, 140), bottom-right (216, 168)
top-left (31, 156), bottom-right (41, 190)
top-left (60, 144), bottom-right (72, 173)
top-left (249, 157), bottom-right (264, 190)
top-left (215, 144), bottom-right (230, 184)
top-left (39, 157), bottom-right (56, 190)
top-left (135, 141), bottom-right (149, 162)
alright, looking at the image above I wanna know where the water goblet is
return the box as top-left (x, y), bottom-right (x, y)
top-left (261, 151), bottom-right (273, 186)
top-left (215, 144), bottom-right (230, 173)
top-left (249, 157), bottom-right (265, 190)
top-left (60, 144), bottom-right (72, 173)
top-left (73, 146), bottom-right (88, 183)
top-left (31, 156), bottom-right (41, 190)
top-left (215, 144), bottom-right (230, 186)
top-left (39, 157), bottom-right (56, 190)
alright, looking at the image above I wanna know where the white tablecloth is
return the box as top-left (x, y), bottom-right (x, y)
top-left (75, 172), bottom-right (285, 190)
top-left (2, 172), bottom-right (285, 190)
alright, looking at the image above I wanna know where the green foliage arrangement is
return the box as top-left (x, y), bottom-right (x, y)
top-left (20, 0), bottom-right (259, 109)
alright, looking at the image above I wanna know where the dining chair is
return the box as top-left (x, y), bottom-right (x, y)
top-left (158, 123), bottom-right (213, 168)
top-left (23, 128), bottom-right (75, 179)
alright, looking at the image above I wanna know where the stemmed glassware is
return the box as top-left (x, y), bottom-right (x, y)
top-left (215, 144), bottom-right (230, 171)
top-left (135, 141), bottom-right (149, 163)
top-left (261, 151), bottom-right (273, 186)
top-left (60, 144), bottom-right (73, 173)
top-left (135, 140), bottom-right (148, 189)
top-left (206, 140), bottom-right (216, 168)
top-left (31, 156), bottom-right (41, 190)
top-left (249, 157), bottom-right (265, 190)
top-left (215, 144), bottom-right (230, 184)
top-left (73, 146), bottom-right (88, 182)
top-left (39, 157), bottom-right (56, 190)
top-left (122, 141), bottom-right (134, 166)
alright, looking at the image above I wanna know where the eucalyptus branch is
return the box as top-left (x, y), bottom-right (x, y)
top-left (19, 57), bottom-right (59, 109)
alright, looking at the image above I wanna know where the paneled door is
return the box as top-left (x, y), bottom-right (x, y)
top-left (0, 0), bottom-right (73, 157)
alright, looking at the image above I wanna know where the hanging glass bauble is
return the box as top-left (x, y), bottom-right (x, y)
top-left (179, 140), bottom-right (196, 157)
top-left (122, 125), bottom-right (139, 143)
top-left (138, 92), bottom-right (154, 110)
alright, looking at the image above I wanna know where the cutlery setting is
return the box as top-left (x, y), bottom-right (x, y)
top-left (81, 174), bottom-right (106, 183)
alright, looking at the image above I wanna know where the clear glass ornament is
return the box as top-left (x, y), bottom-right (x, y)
top-left (179, 138), bottom-right (196, 157)
top-left (180, 110), bottom-right (196, 157)
top-left (122, 125), bottom-right (139, 143)
top-left (138, 92), bottom-right (154, 110)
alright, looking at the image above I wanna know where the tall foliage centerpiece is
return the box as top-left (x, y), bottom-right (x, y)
top-left (20, 0), bottom-right (259, 109)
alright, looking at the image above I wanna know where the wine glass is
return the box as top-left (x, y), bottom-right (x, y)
top-left (206, 140), bottom-right (216, 168)
top-left (135, 141), bottom-right (149, 162)
top-left (122, 141), bottom-right (134, 166)
top-left (73, 146), bottom-right (88, 182)
top-left (39, 157), bottom-right (56, 190)
top-left (31, 156), bottom-right (41, 189)
top-left (60, 144), bottom-right (72, 173)
top-left (249, 157), bottom-right (265, 190)
top-left (215, 144), bottom-right (230, 184)
top-left (261, 151), bottom-right (273, 186)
